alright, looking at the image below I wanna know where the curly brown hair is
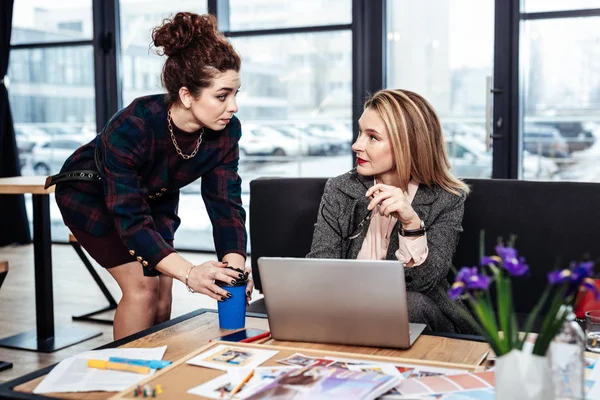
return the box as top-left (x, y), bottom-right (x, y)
top-left (151, 12), bottom-right (241, 104)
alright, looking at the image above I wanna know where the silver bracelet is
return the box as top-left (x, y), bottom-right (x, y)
top-left (185, 265), bottom-right (198, 293)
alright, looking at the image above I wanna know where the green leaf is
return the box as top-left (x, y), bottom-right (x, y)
top-left (470, 299), bottom-right (504, 356)
top-left (479, 230), bottom-right (486, 262)
top-left (497, 275), bottom-right (512, 351)
top-left (518, 284), bottom-right (551, 350)
top-left (533, 284), bottom-right (567, 355)
top-left (534, 305), bottom-right (569, 356)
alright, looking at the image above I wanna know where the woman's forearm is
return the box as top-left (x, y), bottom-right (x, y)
top-left (155, 252), bottom-right (193, 282)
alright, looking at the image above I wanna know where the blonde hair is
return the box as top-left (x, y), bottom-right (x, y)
top-left (363, 89), bottom-right (469, 196)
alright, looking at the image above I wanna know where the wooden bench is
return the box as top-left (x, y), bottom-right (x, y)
top-left (68, 235), bottom-right (118, 324)
top-left (0, 262), bottom-right (12, 372)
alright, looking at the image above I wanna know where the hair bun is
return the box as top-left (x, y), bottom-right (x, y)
top-left (152, 12), bottom-right (218, 57)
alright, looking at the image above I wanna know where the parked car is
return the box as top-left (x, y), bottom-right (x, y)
top-left (241, 124), bottom-right (306, 157)
top-left (523, 124), bottom-right (570, 159)
top-left (275, 125), bottom-right (329, 155)
top-left (29, 135), bottom-right (92, 176)
top-left (296, 123), bottom-right (351, 155)
top-left (446, 136), bottom-right (558, 179)
top-left (15, 126), bottom-right (51, 170)
top-left (536, 121), bottom-right (595, 153)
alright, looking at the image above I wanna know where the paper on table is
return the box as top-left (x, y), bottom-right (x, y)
top-left (187, 345), bottom-right (278, 371)
top-left (33, 346), bottom-right (167, 394)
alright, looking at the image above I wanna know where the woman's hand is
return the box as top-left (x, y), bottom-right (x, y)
top-left (223, 265), bottom-right (255, 304)
top-left (186, 261), bottom-right (247, 301)
top-left (365, 183), bottom-right (420, 228)
top-left (243, 265), bottom-right (254, 305)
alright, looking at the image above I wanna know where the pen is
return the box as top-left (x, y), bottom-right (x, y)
top-left (108, 357), bottom-right (172, 369)
top-left (87, 359), bottom-right (150, 375)
top-left (240, 331), bottom-right (271, 343)
top-left (229, 369), bottom-right (254, 399)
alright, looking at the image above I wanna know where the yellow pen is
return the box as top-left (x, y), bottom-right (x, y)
top-left (87, 359), bottom-right (151, 374)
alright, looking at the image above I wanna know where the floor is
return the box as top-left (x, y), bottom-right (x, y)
top-left (0, 243), bottom-right (262, 384)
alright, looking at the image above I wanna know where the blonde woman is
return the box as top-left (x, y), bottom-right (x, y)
top-left (307, 89), bottom-right (478, 334)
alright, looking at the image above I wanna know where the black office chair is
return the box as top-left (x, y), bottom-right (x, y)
top-left (247, 178), bottom-right (327, 314)
top-left (0, 261), bottom-right (13, 372)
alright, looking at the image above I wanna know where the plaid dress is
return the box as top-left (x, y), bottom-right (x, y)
top-left (55, 94), bottom-right (247, 275)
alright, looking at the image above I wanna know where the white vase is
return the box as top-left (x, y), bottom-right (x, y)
top-left (495, 349), bottom-right (555, 400)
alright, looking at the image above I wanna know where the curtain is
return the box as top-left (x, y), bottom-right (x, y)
top-left (0, 0), bottom-right (31, 246)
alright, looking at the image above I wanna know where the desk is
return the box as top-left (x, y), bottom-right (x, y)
top-left (0, 177), bottom-right (100, 353)
top-left (0, 309), bottom-right (490, 400)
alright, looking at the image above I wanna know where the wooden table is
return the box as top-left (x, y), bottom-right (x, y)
top-left (0, 177), bottom-right (100, 353)
top-left (0, 309), bottom-right (490, 400)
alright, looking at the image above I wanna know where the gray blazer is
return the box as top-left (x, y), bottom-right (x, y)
top-left (307, 169), bottom-right (479, 334)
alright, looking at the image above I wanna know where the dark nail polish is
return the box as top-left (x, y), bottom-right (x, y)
top-left (238, 273), bottom-right (244, 279)
top-left (247, 291), bottom-right (251, 296)
top-left (223, 261), bottom-right (229, 264)
top-left (221, 296), bottom-right (227, 301)
top-left (231, 280), bottom-right (237, 285)
top-left (226, 292), bottom-right (232, 298)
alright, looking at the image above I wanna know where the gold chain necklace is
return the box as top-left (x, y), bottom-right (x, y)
top-left (167, 110), bottom-right (204, 160)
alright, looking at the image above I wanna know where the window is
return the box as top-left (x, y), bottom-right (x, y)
top-left (386, 0), bottom-right (494, 179)
top-left (520, 16), bottom-right (600, 181)
top-left (521, 0), bottom-right (600, 13)
top-left (174, 30), bottom-right (353, 250)
top-left (118, 1), bottom-right (208, 106)
top-left (9, 1), bottom-right (96, 241)
top-left (11, 0), bottom-right (93, 45)
top-left (228, 0), bottom-right (351, 30)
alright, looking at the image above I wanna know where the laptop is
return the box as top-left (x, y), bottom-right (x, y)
top-left (257, 257), bottom-right (426, 349)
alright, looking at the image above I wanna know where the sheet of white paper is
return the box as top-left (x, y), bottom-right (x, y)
top-left (33, 346), bottom-right (167, 394)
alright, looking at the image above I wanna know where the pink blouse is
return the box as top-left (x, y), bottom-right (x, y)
top-left (356, 180), bottom-right (428, 266)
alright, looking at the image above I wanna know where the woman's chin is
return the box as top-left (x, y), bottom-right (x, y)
top-left (356, 164), bottom-right (373, 175)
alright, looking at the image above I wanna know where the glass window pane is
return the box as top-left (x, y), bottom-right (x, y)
top-left (521, 17), bottom-right (600, 182)
top-left (8, 46), bottom-right (96, 241)
top-left (386, 0), bottom-right (494, 179)
top-left (118, 1), bottom-right (208, 106)
top-left (521, 0), bottom-right (600, 13)
top-left (228, 0), bottom-right (351, 31)
top-left (177, 31), bottom-right (353, 250)
top-left (11, 0), bottom-right (93, 45)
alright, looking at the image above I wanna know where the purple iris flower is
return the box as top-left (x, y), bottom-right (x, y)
top-left (448, 282), bottom-right (465, 300)
top-left (548, 261), bottom-right (597, 301)
top-left (480, 256), bottom-right (501, 266)
top-left (548, 269), bottom-right (571, 285)
top-left (493, 245), bottom-right (529, 276)
top-left (570, 261), bottom-right (594, 285)
top-left (448, 267), bottom-right (491, 300)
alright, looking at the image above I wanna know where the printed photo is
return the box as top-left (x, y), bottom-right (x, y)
top-left (278, 353), bottom-right (318, 367)
top-left (210, 348), bottom-right (253, 367)
top-left (187, 345), bottom-right (279, 371)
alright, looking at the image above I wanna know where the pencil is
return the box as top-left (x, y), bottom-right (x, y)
top-left (240, 331), bottom-right (271, 343)
top-left (229, 369), bottom-right (254, 398)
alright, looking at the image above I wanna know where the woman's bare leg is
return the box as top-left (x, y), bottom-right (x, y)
top-left (107, 262), bottom-right (160, 340)
top-left (155, 275), bottom-right (173, 325)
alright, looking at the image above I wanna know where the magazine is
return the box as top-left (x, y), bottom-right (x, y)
top-left (243, 365), bottom-right (401, 399)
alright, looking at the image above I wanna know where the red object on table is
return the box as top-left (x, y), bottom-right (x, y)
top-left (240, 331), bottom-right (271, 343)
top-left (574, 279), bottom-right (600, 319)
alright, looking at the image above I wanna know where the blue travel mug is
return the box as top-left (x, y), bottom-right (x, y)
top-left (216, 269), bottom-right (248, 330)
